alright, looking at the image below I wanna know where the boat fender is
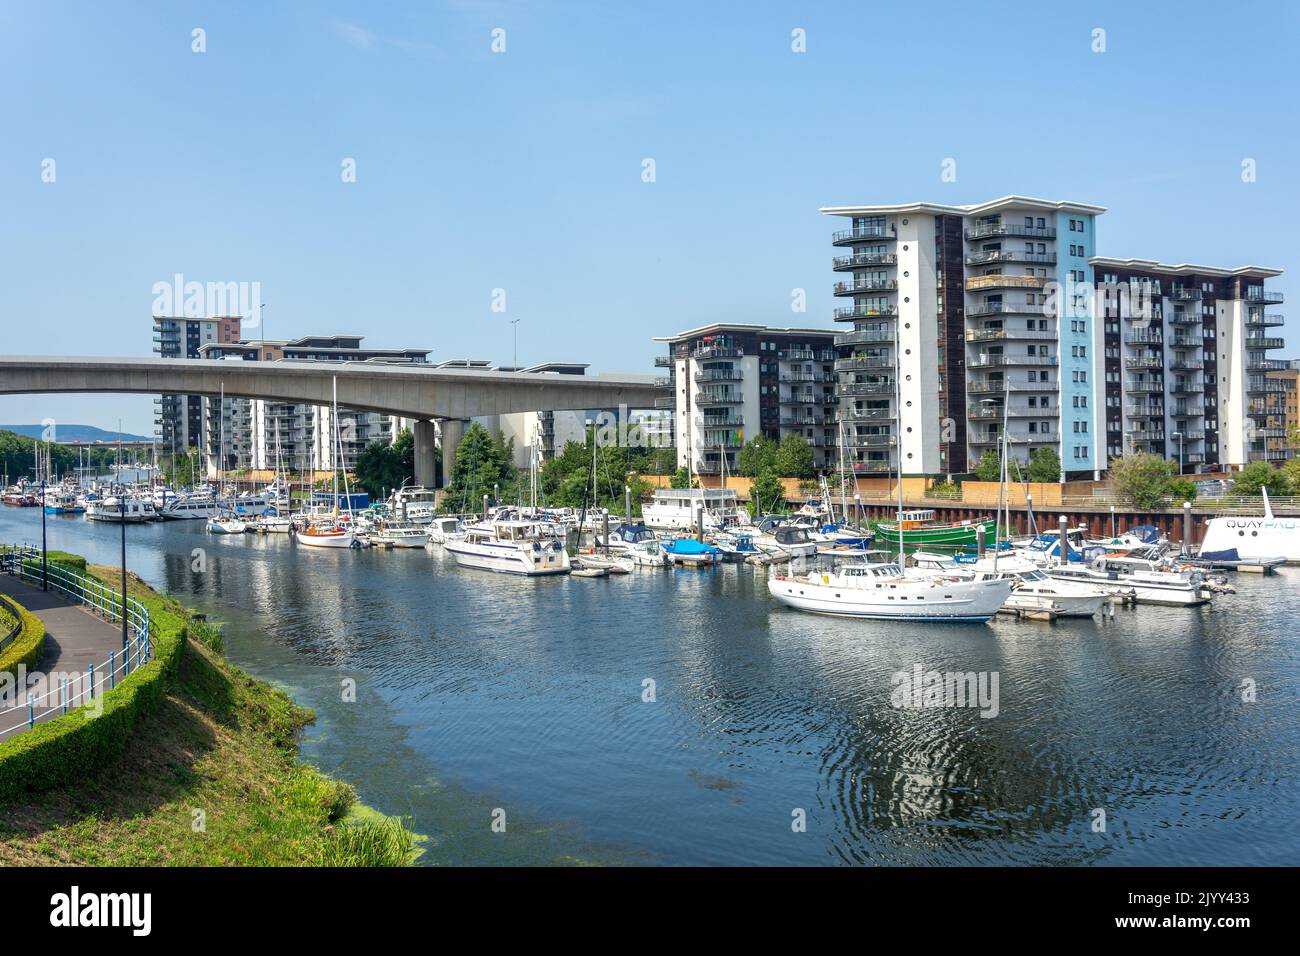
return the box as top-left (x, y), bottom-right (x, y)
top-left (822, 574), bottom-right (829, 585)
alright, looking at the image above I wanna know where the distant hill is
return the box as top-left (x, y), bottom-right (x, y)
top-left (0, 424), bottom-right (153, 443)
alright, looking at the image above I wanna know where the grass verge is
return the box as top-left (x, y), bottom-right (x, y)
top-left (0, 560), bottom-right (418, 865)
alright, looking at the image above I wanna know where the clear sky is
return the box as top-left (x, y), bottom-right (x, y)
top-left (2, 0), bottom-right (1297, 434)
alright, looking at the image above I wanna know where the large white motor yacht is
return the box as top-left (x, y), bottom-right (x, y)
top-left (768, 560), bottom-right (1012, 622)
top-left (444, 520), bottom-right (571, 575)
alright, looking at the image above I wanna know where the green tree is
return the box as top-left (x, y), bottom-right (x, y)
top-left (747, 468), bottom-right (786, 517)
top-left (974, 448), bottom-right (1001, 482)
top-left (737, 435), bottom-right (778, 477)
top-left (440, 422), bottom-right (519, 512)
top-left (1281, 458), bottom-right (1300, 494)
top-left (1231, 460), bottom-right (1289, 497)
top-left (1027, 447), bottom-right (1061, 483)
top-left (1164, 477), bottom-right (1198, 504)
top-left (670, 466), bottom-right (691, 489)
top-left (1109, 452), bottom-right (1177, 510)
top-left (352, 429), bottom-right (417, 499)
top-left (773, 434), bottom-right (815, 479)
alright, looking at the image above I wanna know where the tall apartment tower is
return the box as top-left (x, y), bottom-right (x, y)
top-left (1090, 260), bottom-right (1286, 471)
top-left (653, 324), bottom-right (839, 475)
top-left (151, 315), bottom-right (242, 452)
top-left (821, 197), bottom-right (1106, 479)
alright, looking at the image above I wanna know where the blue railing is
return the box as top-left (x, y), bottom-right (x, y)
top-left (0, 545), bottom-right (154, 737)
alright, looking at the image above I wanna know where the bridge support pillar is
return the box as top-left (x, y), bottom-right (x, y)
top-left (413, 420), bottom-right (438, 489)
top-left (437, 419), bottom-right (467, 489)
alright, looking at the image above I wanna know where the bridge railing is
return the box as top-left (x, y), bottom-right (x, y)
top-left (0, 544), bottom-right (153, 738)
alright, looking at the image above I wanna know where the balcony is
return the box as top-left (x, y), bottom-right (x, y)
top-left (1124, 355), bottom-right (1163, 370)
top-left (967, 378), bottom-right (1048, 394)
top-left (694, 369), bottom-right (741, 382)
top-left (1245, 336), bottom-right (1285, 349)
top-left (837, 407), bottom-right (894, 422)
top-left (1168, 312), bottom-right (1202, 325)
top-left (965, 223), bottom-right (1057, 241)
top-left (1168, 336), bottom-right (1200, 349)
top-left (1246, 289), bottom-right (1284, 305)
top-left (835, 356), bottom-right (894, 372)
top-left (967, 354), bottom-right (1057, 369)
top-left (1169, 381), bottom-right (1204, 395)
top-left (1248, 378), bottom-right (1287, 394)
top-left (654, 355), bottom-right (672, 368)
top-left (778, 414), bottom-right (822, 427)
top-left (833, 279), bottom-right (898, 296)
top-left (653, 376), bottom-right (672, 388)
top-left (1125, 405), bottom-right (1165, 418)
top-left (699, 416), bottom-right (745, 428)
top-left (833, 305), bottom-right (899, 321)
top-left (964, 274), bottom-right (1048, 292)
top-left (1124, 329), bottom-right (1164, 345)
top-left (654, 397), bottom-right (674, 409)
top-left (693, 344), bottom-right (743, 360)
top-left (835, 328), bottom-right (894, 347)
top-left (779, 394), bottom-right (823, 405)
top-left (1247, 312), bottom-right (1285, 328)
top-left (780, 372), bottom-right (828, 384)
top-left (832, 225), bottom-right (894, 246)
top-left (1168, 360), bottom-right (1203, 371)
top-left (844, 433), bottom-right (896, 449)
top-left (832, 253), bottom-right (899, 270)
top-left (966, 327), bottom-right (1057, 343)
top-left (1169, 287), bottom-right (1203, 301)
top-left (964, 251), bottom-right (1057, 267)
top-left (1125, 379), bottom-right (1164, 393)
top-left (694, 392), bottom-right (742, 406)
top-left (971, 404), bottom-right (1059, 422)
top-left (838, 381), bottom-right (895, 396)
top-left (1248, 359), bottom-right (1287, 372)
top-left (967, 303), bottom-right (1047, 319)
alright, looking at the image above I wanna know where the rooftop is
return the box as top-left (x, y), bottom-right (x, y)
top-left (1089, 257), bottom-right (1282, 279)
top-left (653, 323), bottom-right (836, 343)
top-left (819, 194), bottom-right (1107, 218)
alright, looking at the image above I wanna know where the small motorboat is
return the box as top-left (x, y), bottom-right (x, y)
top-left (572, 567), bottom-right (609, 578)
top-left (206, 513), bottom-right (248, 534)
top-left (661, 537), bottom-right (722, 567)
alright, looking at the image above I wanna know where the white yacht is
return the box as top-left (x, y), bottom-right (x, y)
top-left (371, 522), bottom-right (430, 548)
top-left (427, 516), bottom-right (467, 545)
top-left (769, 560), bottom-right (1012, 622)
top-left (296, 521), bottom-right (356, 549)
top-left (389, 486), bottom-right (439, 525)
top-left (912, 553), bottom-right (1107, 618)
top-left (1048, 557), bottom-right (1211, 607)
top-left (642, 488), bottom-right (751, 532)
top-left (206, 514), bottom-right (248, 535)
top-left (603, 524), bottom-right (668, 566)
top-left (86, 495), bottom-right (156, 523)
top-left (444, 520), bottom-right (571, 576)
top-left (158, 492), bottom-right (222, 521)
top-left (1200, 489), bottom-right (1299, 563)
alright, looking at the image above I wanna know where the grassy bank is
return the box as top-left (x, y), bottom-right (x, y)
top-left (0, 562), bottom-right (418, 865)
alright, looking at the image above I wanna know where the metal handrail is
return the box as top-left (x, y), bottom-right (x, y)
top-left (0, 545), bottom-right (154, 737)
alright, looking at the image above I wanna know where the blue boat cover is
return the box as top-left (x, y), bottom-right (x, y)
top-left (1129, 524), bottom-right (1161, 544)
top-left (1199, 548), bottom-right (1241, 562)
top-left (664, 538), bottom-right (720, 555)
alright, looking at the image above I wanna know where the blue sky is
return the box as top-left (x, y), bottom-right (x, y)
top-left (2, 0), bottom-right (1297, 434)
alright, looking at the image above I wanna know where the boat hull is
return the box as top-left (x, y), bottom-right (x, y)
top-left (444, 540), bottom-right (570, 575)
top-left (873, 518), bottom-right (996, 548)
top-left (767, 575), bottom-right (1011, 622)
top-left (297, 530), bottom-right (355, 548)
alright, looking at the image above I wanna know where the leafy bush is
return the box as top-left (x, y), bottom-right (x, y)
top-left (0, 596), bottom-right (45, 676)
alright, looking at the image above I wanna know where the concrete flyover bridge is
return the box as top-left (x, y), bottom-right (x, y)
top-left (0, 356), bottom-right (662, 486)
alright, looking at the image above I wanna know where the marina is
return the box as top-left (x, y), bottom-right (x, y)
top-left (2, 496), bottom-right (1297, 866)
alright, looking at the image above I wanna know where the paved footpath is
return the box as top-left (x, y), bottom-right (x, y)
top-left (0, 572), bottom-right (127, 741)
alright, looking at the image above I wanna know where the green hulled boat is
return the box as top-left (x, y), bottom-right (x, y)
top-left (871, 510), bottom-right (997, 548)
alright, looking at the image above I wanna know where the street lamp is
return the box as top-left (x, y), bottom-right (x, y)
top-left (510, 318), bottom-right (520, 368)
top-left (1171, 430), bottom-right (1184, 475)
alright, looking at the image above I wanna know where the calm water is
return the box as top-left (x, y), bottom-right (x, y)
top-left (3, 508), bottom-right (1298, 866)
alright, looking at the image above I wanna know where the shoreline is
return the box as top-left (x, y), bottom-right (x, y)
top-left (0, 553), bottom-right (422, 866)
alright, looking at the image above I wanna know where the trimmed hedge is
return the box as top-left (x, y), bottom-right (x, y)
top-left (0, 596), bottom-right (46, 677)
top-left (0, 565), bottom-right (187, 803)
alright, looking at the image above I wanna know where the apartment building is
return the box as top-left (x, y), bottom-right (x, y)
top-left (151, 315), bottom-right (242, 452)
top-left (194, 334), bottom-right (429, 475)
top-left (653, 324), bottom-right (839, 475)
top-left (822, 197), bottom-right (1105, 478)
top-left (1091, 260), bottom-right (1288, 470)
top-left (819, 196), bottom-right (1286, 477)
top-left (1265, 360), bottom-right (1299, 447)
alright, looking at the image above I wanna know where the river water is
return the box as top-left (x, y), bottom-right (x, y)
top-left (3, 508), bottom-right (1297, 866)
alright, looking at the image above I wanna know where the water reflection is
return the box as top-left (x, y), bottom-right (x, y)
top-left (2, 509), bottom-right (1296, 865)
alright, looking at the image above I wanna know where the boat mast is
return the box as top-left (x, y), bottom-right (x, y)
top-left (994, 375), bottom-right (1009, 572)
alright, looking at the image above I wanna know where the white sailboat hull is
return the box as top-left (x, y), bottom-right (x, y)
top-left (767, 575), bottom-right (1012, 622)
top-left (297, 530), bottom-right (355, 549)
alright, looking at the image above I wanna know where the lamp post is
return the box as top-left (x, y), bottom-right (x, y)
top-left (510, 318), bottom-right (520, 368)
top-left (1171, 430), bottom-right (1183, 475)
